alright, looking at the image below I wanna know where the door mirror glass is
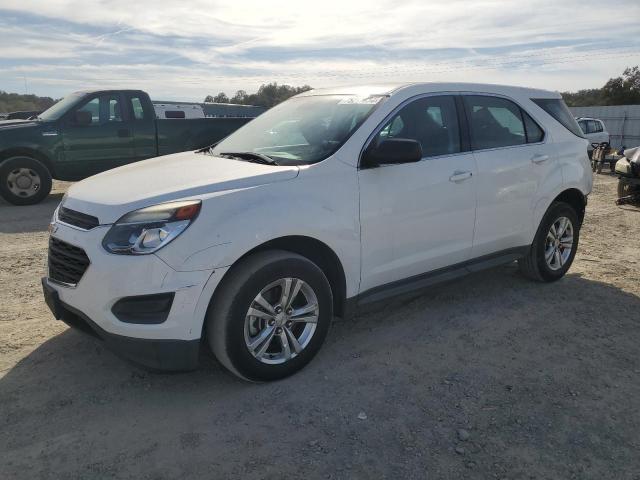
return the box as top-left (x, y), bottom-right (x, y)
top-left (362, 138), bottom-right (423, 168)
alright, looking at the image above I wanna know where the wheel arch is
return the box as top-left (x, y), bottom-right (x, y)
top-left (234, 235), bottom-right (348, 318)
top-left (0, 147), bottom-right (55, 177)
top-left (552, 188), bottom-right (586, 225)
top-left (205, 235), bottom-right (348, 325)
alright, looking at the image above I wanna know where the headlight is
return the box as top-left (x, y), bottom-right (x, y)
top-left (102, 200), bottom-right (201, 255)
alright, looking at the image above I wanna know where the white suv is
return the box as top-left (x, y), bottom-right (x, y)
top-left (577, 117), bottom-right (610, 153)
top-left (42, 83), bottom-right (592, 381)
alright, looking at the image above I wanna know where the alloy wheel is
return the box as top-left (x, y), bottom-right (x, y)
top-left (544, 216), bottom-right (574, 271)
top-left (244, 277), bottom-right (319, 364)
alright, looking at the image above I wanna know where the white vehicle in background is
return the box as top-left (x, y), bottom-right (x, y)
top-left (577, 117), bottom-right (610, 154)
top-left (153, 102), bottom-right (206, 119)
top-left (43, 82), bottom-right (592, 381)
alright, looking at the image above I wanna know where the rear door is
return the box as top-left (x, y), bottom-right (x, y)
top-left (61, 93), bottom-right (134, 178)
top-left (463, 94), bottom-right (555, 257)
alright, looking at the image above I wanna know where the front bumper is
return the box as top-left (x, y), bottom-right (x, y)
top-left (43, 278), bottom-right (200, 370)
top-left (43, 221), bottom-right (229, 370)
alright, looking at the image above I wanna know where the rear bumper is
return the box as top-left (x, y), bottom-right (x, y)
top-left (42, 278), bottom-right (200, 371)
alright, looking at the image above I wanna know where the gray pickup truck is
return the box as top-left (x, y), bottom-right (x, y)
top-left (0, 89), bottom-right (258, 205)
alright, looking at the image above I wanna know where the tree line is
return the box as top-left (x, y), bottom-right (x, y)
top-left (0, 91), bottom-right (56, 114)
top-left (204, 82), bottom-right (312, 108)
top-left (562, 66), bottom-right (640, 107)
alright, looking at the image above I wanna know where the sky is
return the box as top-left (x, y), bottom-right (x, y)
top-left (1, 0), bottom-right (640, 102)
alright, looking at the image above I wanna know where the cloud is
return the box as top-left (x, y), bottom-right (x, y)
top-left (1, 0), bottom-right (639, 100)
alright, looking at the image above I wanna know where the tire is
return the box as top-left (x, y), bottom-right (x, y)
top-left (518, 202), bottom-right (580, 282)
top-left (0, 156), bottom-right (52, 205)
top-left (618, 180), bottom-right (631, 199)
top-left (207, 250), bottom-right (333, 381)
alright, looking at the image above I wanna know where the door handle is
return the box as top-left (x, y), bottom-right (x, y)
top-left (531, 154), bottom-right (549, 164)
top-left (449, 170), bottom-right (473, 183)
top-left (117, 128), bottom-right (130, 138)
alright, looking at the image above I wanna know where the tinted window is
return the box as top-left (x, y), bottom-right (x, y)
top-left (71, 95), bottom-right (123, 125)
top-left (464, 95), bottom-right (526, 149)
top-left (130, 97), bottom-right (145, 120)
top-left (532, 98), bottom-right (584, 138)
top-left (76, 97), bottom-right (100, 125)
top-left (523, 110), bottom-right (544, 143)
top-left (578, 120), bottom-right (587, 134)
top-left (376, 95), bottom-right (461, 157)
top-left (107, 96), bottom-right (122, 122)
top-left (594, 120), bottom-right (603, 133)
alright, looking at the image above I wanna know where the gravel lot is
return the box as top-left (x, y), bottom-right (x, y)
top-left (1, 174), bottom-right (640, 479)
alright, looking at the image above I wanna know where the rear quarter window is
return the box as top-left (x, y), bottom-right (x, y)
top-left (532, 98), bottom-right (584, 138)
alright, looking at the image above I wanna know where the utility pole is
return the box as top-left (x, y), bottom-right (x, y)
top-left (23, 75), bottom-right (28, 95)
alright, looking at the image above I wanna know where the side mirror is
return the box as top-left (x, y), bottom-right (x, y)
top-left (74, 110), bottom-right (92, 125)
top-left (361, 138), bottom-right (423, 169)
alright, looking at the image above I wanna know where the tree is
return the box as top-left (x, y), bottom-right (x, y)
top-left (204, 83), bottom-right (312, 108)
top-left (562, 66), bottom-right (640, 106)
top-left (211, 92), bottom-right (229, 103)
top-left (0, 91), bottom-right (57, 113)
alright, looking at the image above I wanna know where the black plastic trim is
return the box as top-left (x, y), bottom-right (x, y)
top-left (111, 293), bottom-right (175, 324)
top-left (343, 246), bottom-right (529, 316)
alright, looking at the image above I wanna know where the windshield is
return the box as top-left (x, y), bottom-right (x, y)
top-left (210, 94), bottom-right (385, 165)
top-left (38, 92), bottom-right (86, 121)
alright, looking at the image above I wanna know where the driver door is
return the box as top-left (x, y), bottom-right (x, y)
top-left (358, 95), bottom-right (478, 292)
top-left (61, 93), bottom-right (134, 179)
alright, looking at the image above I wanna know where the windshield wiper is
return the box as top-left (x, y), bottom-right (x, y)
top-left (220, 152), bottom-right (279, 165)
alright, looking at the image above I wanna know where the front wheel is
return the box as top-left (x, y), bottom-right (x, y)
top-left (207, 250), bottom-right (333, 381)
top-left (518, 202), bottom-right (580, 282)
top-left (0, 156), bottom-right (52, 205)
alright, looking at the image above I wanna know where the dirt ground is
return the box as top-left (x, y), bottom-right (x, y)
top-left (1, 174), bottom-right (639, 480)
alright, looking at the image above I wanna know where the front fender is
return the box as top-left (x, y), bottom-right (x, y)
top-left (155, 159), bottom-right (361, 296)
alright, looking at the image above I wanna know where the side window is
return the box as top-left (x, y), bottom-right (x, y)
top-left (596, 121), bottom-right (604, 133)
top-left (74, 97), bottom-right (100, 125)
top-left (464, 95), bottom-right (526, 150)
top-left (107, 96), bottom-right (122, 122)
top-left (522, 110), bottom-right (544, 143)
top-left (375, 95), bottom-right (461, 157)
top-left (578, 120), bottom-right (587, 134)
top-left (130, 96), bottom-right (146, 120)
top-left (71, 95), bottom-right (123, 125)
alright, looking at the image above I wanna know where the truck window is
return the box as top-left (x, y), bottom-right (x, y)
top-left (71, 95), bottom-right (123, 125)
top-left (77, 97), bottom-right (100, 125)
top-left (130, 97), bottom-right (146, 120)
top-left (108, 97), bottom-right (122, 122)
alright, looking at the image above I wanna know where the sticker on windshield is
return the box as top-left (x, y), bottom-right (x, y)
top-left (337, 95), bottom-right (383, 105)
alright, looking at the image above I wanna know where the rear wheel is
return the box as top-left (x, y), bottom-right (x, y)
top-left (207, 250), bottom-right (333, 381)
top-left (518, 202), bottom-right (580, 282)
top-left (0, 156), bottom-right (52, 205)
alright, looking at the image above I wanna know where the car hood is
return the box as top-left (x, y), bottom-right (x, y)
top-left (64, 151), bottom-right (300, 224)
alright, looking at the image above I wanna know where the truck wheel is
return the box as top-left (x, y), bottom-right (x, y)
top-left (206, 250), bottom-right (333, 382)
top-left (518, 202), bottom-right (580, 282)
top-left (0, 156), bottom-right (52, 205)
